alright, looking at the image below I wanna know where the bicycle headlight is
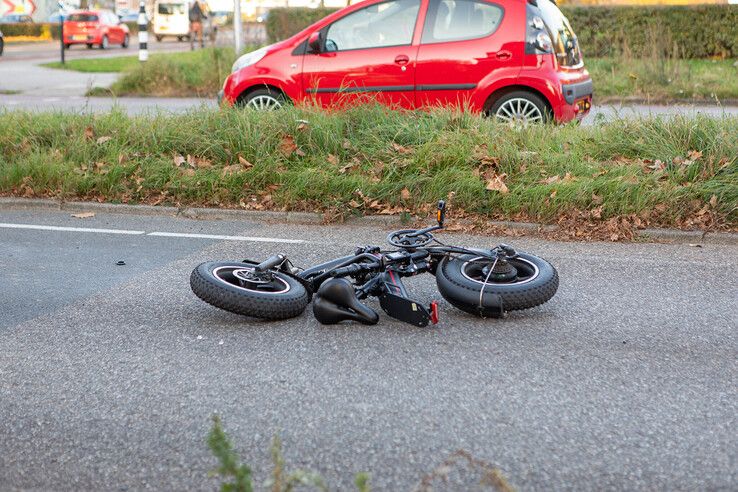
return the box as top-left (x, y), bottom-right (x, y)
top-left (231, 47), bottom-right (268, 73)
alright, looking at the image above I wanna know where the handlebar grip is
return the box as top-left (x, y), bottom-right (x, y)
top-left (255, 254), bottom-right (285, 272)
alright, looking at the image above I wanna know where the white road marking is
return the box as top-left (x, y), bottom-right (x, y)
top-left (0, 222), bottom-right (145, 235)
top-left (147, 231), bottom-right (306, 244)
top-left (0, 222), bottom-right (306, 244)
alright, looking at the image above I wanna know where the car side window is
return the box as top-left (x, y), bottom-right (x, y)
top-left (421, 0), bottom-right (503, 44)
top-left (324, 0), bottom-right (421, 52)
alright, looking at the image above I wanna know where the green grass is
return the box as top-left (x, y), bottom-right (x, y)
top-left (588, 57), bottom-right (738, 102)
top-left (43, 55), bottom-right (141, 73)
top-left (0, 106), bottom-right (735, 230)
top-left (0, 89), bottom-right (22, 95)
top-left (43, 47), bottom-right (738, 103)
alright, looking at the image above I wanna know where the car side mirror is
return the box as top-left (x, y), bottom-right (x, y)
top-left (308, 31), bottom-right (322, 53)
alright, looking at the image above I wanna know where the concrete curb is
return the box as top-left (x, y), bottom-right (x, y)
top-left (1, 197), bottom-right (736, 245)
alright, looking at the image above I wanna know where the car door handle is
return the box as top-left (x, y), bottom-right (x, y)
top-left (495, 50), bottom-right (512, 60)
top-left (394, 55), bottom-right (410, 65)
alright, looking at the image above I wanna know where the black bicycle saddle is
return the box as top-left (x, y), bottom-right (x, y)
top-left (312, 278), bottom-right (379, 325)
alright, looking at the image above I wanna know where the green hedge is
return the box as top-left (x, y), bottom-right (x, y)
top-left (563, 5), bottom-right (738, 59)
top-left (265, 5), bottom-right (738, 59)
top-left (265, 7), bottom-right (338, 43)
top-left (1, 21), bottom-right (139, 40)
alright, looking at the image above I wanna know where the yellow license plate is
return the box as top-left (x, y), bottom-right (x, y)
top-left (72, 35), bottom-right (86, 40)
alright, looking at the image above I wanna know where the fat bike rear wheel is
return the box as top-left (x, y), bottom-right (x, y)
top-left (190, 261), bottom-right (309, 320)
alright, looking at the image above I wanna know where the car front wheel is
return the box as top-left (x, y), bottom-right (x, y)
top-left (99, 35), bottom-right (109, 50)
top-left (239, 88), bottom-right (288, 111)
top-left (488, 91), bottom-right (551, 127)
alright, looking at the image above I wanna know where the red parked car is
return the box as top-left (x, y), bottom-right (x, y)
top-left (222, 0), bottom-right (592, 124)
top-left (63, 10), bottom-right (130, 50)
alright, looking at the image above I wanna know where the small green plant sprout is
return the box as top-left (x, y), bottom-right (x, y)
top-left (413, 449), bottom-right (514, 492)
top-left (207, 415), bottom-right (254, 492)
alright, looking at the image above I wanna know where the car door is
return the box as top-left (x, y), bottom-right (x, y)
top-left (414, 0), bottom-right (522, 111)
top-left (301, 0), bottom-right (423, 110)
top-left (107, 12), bottom-right (123, 43)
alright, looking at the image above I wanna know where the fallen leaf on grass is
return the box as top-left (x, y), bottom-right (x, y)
top-left (485, 173), bottom-right (509, 194)
top-left (327, 154), bottom-right (340, 166)
top-left (400, 187), bottom-right (411, 200)
top-left (540, 175), bottom-right (560, 185)
top-left (238, 155), bottom-right (254, 170)
top-left (221, 164), bottom-right (241, 176)
top-left (279, 135), bottom-right (298, 157)
top-left (71, 212), bottom-right (95, 219)
top-left (96, 136), bottom-right (112, 145)
top-left (391, 142), bottom-right (413, 154)
top-left (84, 126), bottom-right (94, 140)
top-left (591, 193), bottom-right (603, 205)
top-left (173, 154), bottom-right (186, 167)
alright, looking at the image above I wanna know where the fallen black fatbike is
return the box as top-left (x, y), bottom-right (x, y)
top-left (190, 201), bottom-right (558, 326)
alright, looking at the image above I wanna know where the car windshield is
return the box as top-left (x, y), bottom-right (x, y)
top-left (537, 0), bottom-right (581, 67)
top-left (67, 14), bottom-right (98, 22)
top-left (158, 3), bottom-right (186, 15)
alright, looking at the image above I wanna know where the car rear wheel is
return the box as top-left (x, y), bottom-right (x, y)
top-left (488, 91), bottom-right (551, 127)
top-left (86, 43), bottom-right (93, 49)
top-left (240, 88), bottom-right (288, 111)
top-left (99, 35), bottom-right (109, 50)
top-left (0, 38), bottom-right (5, 56)
top-left (122, 34), bottom-right (129, 48)
top-left (156, 35), bottom-right (164, 42)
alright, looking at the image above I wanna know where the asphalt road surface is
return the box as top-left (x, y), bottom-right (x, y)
top-left (1, 207), bottom-right (736, 491)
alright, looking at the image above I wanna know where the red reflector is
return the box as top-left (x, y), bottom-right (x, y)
top-left (430, 300), bottom-right (439, 325)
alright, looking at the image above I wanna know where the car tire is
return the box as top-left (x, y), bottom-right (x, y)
top-left (238, 88), bottom-right (289, 110)
top-left (86, 43), bottom-right (93, 49)
top-left (156, 35), bottom-right (163, 42)
top-left (487, 90), bottom-right (552, 126)
top-left (0, 38), bottom-right (4, 56)
top-left (64, 43), bottom-right (71, 50)
top-left (122, 34), bottom-right (129, 48)
top-left (99, 35), bottom-right (109, 50)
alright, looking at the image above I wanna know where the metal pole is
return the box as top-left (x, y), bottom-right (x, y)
top-left (233, 0), bottom-right (242, 55)
top-left (138, 1), bottom-right (148, 62)
top-left (59, 8), bottom-right (65, 65)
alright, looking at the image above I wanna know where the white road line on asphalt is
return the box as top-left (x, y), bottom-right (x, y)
top-left (146, 231), bottom-right (307, 243)
top-left (0, 222), bottom-right (307, 244)
top-left (0, 222), bottom-right (145, 235)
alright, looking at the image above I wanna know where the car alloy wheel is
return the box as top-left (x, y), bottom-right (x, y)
top-left (494, 97), bottom-right (544, 127)
top-left (246, 94), bottom-right (282, 110)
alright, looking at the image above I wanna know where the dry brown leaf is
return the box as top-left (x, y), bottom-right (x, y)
top-left (549, 189), bottom-right (558, 199)
top-left (348, 199), bottom-right (361, 208)
top-left (96, 136), bottom-right (112, 145)
top-left (279, 135), bottom-right (298, 157)
top-left (563, 172), bottom-right (576, 183)
top-left (71, 212), bottom-right (95, 219)
top-left (591, 193), bottom-right (603, 205)
top-left (296, 122), bottom-right (309, 131)
top-left (173, 154), bottom-right (186, 167)
top-left (391, 142), bottom-right (412, 154)
top-left (540, 175), bottom-right (560, 185)
top-left (485, 173), bottom-right (509, 194)
top-left (400, 187), bottom-right (411, 200)
top-left (327, 154), bottom-right (339, 166)
top-left (687, 150), bottom-right (703, 161)
top-left (221, 164), bottom-right (241, 176)
top-left (709, 194), bottom-right (718, 207)
top-left (342, 139), bottom-right (352, 150)
top-left (84, 126), bottom-right (94, 140)
top-left (238, 155), bottom-right (254, 170)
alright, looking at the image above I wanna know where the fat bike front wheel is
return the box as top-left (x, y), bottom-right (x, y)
top-left (436, 252), bottom-right (558, 316)
top-left (190, 261), bottom-right (309, 320)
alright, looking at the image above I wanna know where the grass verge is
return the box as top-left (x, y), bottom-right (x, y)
top-left (0, 106), bottom-right (735, 238)
top-left (589, 57), bottom-right (738, 103)
top-left (46, 48), bottom-right (738, 103)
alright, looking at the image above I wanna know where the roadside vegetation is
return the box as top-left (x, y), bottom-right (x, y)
top-left (54, 48), bottom-right (738, 103)
top-left (0, 106), bottom-right (734, 237)
top-left (207, 415), bottom-right (512, 491)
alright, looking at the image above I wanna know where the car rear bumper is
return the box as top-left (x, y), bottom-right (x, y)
top-left (562, 79), bottom-right (593, 105)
